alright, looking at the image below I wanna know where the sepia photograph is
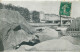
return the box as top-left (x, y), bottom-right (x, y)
top-left (0, 0), bottom-right (80, 52)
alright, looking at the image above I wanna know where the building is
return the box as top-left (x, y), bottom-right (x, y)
top-left (39, 11), bottom-right (45, 23)
top-left (45, 14), bottom-right (60, 24)
top-left (30, 11), bottom-right (74, 25)
top-left (43, 14), bottom-right (74, 25)
top-left (66, 17), bottom-right (80, 36)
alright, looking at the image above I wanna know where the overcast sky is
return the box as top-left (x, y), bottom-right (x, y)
top-left (1, 0), bottom-right (80, 18)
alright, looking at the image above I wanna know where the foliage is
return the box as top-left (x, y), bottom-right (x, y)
top-left (0, 3), bottom-right (30, 22)
top-left (32, 11), bottom-right (40, 23)
top-left (0, 3), bottom-right (3, 9)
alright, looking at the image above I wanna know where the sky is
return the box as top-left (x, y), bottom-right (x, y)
top-left (1, 0), bottom-right (80, 18)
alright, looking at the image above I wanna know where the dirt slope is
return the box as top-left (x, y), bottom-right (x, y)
top-left (0, 9), bottom-right (34, 50)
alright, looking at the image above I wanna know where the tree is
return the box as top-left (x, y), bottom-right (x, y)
top-left (32, 11), bottom-right (40, 23)
top-left (4, 4), bottom-right (30, 22)
top-left (5, 4), bottom-right (14, 10)
top-left (0, 3), bottom-right (3, 9)
top-left (17, 7), bottom-right (30, 22)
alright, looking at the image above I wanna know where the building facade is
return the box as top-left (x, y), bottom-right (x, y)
top-left (30, 11), bottom-right (74, 25)
top-left (43, 14), bottom-right (74, 25)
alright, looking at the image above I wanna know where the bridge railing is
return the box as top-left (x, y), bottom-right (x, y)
top-left (29, 23), bottom-right (70, 27)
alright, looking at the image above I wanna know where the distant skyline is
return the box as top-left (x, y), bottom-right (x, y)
top-left (1, 1), bottom-right (80, 18)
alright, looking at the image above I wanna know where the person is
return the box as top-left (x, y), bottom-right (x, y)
top-left (14, 35), bottom-right (40, 49)
top-left (29, 35), bottom-right (40, 46)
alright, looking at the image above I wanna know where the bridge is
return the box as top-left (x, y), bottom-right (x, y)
top-left (29, 23), bottom-right (70, 27)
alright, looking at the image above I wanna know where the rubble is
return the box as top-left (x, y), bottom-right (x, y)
top-left (0, 9), bottom-right (35, 50)
top-left (35, 27), bottom-right (58, 42)
top-left (29, 38), bottom-right (80, 51)
top-left (60, 36), bottom-right (80, 45)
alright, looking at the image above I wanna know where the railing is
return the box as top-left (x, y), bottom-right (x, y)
top-left (66, 31), bottom-right (80, 36)
top-left (29, 23), bottom-right (70, 27)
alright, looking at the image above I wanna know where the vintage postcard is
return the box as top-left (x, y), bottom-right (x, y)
top-left (0, 0), bottom-right (80, 52)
